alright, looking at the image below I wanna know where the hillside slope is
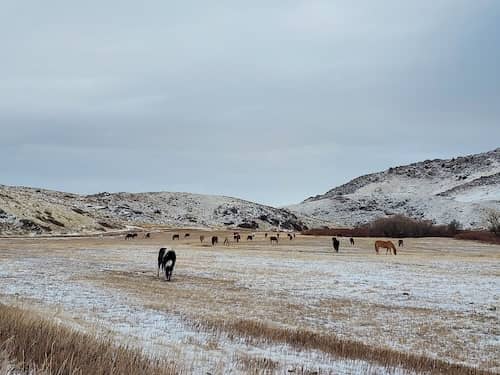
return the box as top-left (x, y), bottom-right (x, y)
top-left (0, 186), bottom-right (319, 235)
top-left (287, 148), bottom-right (500, 228)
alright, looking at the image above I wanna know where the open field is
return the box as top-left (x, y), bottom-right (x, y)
top-left (0, 231), bottom-right (499, 374)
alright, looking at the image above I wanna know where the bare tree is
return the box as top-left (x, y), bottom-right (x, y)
top-left (485, 209), bottom-right (500, 236)
top-left (447, 219), bottom-right (462, 235)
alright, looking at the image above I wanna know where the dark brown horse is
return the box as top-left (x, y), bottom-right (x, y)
top-left (270, 236), bottom-right (278, 245)
top-left (172, 234), bottom-right (180, 240)
top-left (211, 236), bottom-right (218, 246)
top-left (332, 237), bottom-right (340, 253)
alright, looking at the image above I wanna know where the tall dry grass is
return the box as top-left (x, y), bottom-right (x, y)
top-left (0, 304), bottom-right (179, 375)
top-left (202, 319), bottom-right (494, 375)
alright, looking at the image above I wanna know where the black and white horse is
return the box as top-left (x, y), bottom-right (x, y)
top-left (158, 247), bottom-right (176, 281)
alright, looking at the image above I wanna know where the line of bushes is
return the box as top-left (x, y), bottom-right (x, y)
top-left (302, 214), bottom-right (500, 244)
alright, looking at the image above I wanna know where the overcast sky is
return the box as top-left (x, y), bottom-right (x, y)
top-left (1, 1), bottom-right (499, 206)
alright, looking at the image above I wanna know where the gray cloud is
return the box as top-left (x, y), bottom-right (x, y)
top-left (1, 1), bottom-right (499, 205)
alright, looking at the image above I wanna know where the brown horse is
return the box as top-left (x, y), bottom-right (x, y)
top-left (374, 240), bottom-right (397, 255)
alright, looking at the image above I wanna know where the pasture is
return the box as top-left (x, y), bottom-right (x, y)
top-left (0, 231), bottom-right (498, 374)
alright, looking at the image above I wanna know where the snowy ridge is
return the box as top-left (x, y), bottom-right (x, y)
top-left (288, 148), bottom-right (500, 228)
top-left (0, 186), bottom-right (323, 235)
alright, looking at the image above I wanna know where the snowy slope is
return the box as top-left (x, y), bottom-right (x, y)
top-left (287, 148), bottom-right (500, 228)
top-left (0, 186), bottom-right (322, 235)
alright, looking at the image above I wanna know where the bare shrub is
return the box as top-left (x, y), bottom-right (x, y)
top-left (454, 230), bottom-right (500, 245)
top-left (447, 219), bottom-right (462, 235)
top-left (303, 215), bottom-right (452, 238)
top-left (485, 209), bottom-right (500, 236)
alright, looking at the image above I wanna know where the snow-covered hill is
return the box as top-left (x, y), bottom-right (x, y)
top-left (287, 148), bottom-right (500, 228)
top-left (0, 186), bottom-right (320, 235)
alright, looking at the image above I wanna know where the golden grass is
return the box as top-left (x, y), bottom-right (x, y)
top-left (1, 233), bottom-right (499, 373)
top-left (202, 319), bottom-right (495, 375)
top-left (0, 304), bottom-right (179, 375)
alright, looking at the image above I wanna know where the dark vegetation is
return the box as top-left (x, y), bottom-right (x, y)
top-left (303, 214), bottom-right (500, 244)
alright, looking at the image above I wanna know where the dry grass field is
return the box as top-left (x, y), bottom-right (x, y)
top-left (0, 230), bottom-right (498, 374)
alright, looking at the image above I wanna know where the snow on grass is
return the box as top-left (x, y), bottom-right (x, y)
top-left (0, 236), bottom-right (498, 373)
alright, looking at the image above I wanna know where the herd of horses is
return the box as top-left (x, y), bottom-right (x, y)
top-left (147, 231), bottom-right (406, 281)
top-left (126, 231), bottom-right (297, 246)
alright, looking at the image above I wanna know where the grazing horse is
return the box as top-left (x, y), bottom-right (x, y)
top-left (265, 233), bottom-right (268, 238)
top-left (145, 232), bottom-right (151, 239)
top-left (157, 247), bottom-right (176, 281)
top-left (270, 236), bottom-right (278, 245)
top-left (398, 239), bottom-right (404, 247)
top-left (211, 236), bottom-right (218, 246)
top-left (332, 237), bottom-right (340, 253)
top-left (287, 233), bottom-right (293, 240)
top-left (184, 233), bottom-right (190, 238)
top-left (374, 240), bottom-right (397, 255)
top-left (224, 237), bottom-right (230, 246)
top-left (349, 237), bottom-right (355, 246)
top-left (125, 233), bottom-right (137, 240)
top-left (200, 235), bottom-right (205, 243)
top-left (172, 234), bottom-right (180, 240)
top-left (247, 235), bottom-right (253, 241)
top-left (233, 234), bottom-right (241, 242)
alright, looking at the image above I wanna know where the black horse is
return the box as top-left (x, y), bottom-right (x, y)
top-left (349, 237), bottom-right (355, 246)
top-left (211, 236), bottom-right (218, 246)
top-left (158, 247), bottom-right (176, 281)
top-left (332, 237), bottom-right (340, 253)
top-left (398, 239), bottom-right (404, 247)
top-left (172, 234), bottom-right (180, 240)
top-left (125, 233), bottom-right (137, 240)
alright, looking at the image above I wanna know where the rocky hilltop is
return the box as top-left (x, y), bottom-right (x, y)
top-left (287, 148), bottom-right (500, 228)
top-left (0, 187), bottom-right (319, 236)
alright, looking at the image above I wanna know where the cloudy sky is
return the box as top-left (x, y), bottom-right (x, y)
top-left (1, 1), bottom-right (499, 206)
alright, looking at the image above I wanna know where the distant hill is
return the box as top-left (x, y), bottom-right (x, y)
top-left (287, 148), bottom-right (500, 229)
top-left (0, 187), bottom-right (323, 235)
